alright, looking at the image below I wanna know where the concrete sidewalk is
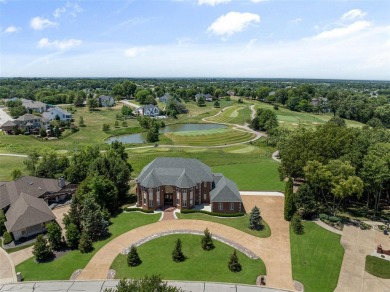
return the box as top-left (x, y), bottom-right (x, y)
top-left (0, 280), bottom-right (290, 292)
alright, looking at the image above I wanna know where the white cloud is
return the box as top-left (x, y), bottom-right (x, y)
top-left (208, 12), bottom-right (260, 40)
top-left (37, 38), bottom-right (82, 50)
top-left (124, 47), bottom-right (148, 58)
top-left (4, 26), bottom-right (21, 33)
top-left (177, 37), bottom-right (193, 46)
top-left (341, 9), bottom-right (366, 21)
top-left (53, 7), bottom-right (66, 18)
top-left (246, 38), bottom-right (258, 49)
top-left (30, 17), bottom-right (58, 30)
top-left (290, 18), bottom-right (302, 24)
top-left (309, 20), bottom-right (371, 41)
top-left (250, 0), bottom-right (268, 3)
top-left (198, 0), bottom-right (230, 6)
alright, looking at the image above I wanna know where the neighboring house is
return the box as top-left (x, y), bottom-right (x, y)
top-left (21, 99), bottom-right (47, 113)
top-left (42, 106), bottom-right (72, 121)
top-left (97, 95), bottom-right (115, 107)
top-left (136, 104), bottom-right (160, 117)
top-left (136, 158), bottom-right (243, 213)
top-left (14, 114), bottom-right (49, 132)
top-left (0, 176), bottom-right (76, 241)
top-left (159, 93), bottom-right (171, 104)
top-left (0, 120), bottom-right (17, 132)
top-left (195, 94), bottom-right (213, 102)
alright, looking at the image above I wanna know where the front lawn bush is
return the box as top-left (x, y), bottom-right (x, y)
top-left (319, 213), bottom-right (328, 221)
top-left (328, 216), bottom-right (341, 223)
top-left (3, 231), bottom-right (13, 244)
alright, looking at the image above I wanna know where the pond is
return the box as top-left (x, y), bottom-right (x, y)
top-left (106, 123), bottom-right (227, 144)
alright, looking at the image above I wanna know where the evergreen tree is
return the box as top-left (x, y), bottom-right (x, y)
top-left (81, 198), bottom-right (108, 241)
top-left (0, 210), bottom-right (6, 235)
top-left (127, 245), bottom-right (142, 267)
top-left (172, 239), bottom-right (185, 262)
top-left (284, 178), bottom-right (296, 221)
top-left (291, 213), bottom-right (304, 235)
top-left (79, 116), bottom-right (85, 127)
top-left (201, 228), bottom-right (215, 251)
top-left (11, 169), bottom-right (22, 180)
top-left (33, 235), bottom-right (53, 262)
top-left (78, 232), bottom-right (93, 253)
top-left (228, 250), bottom-right (242, 272)
top-left (46, 222), bottom-right (62, 251)
top-left (249, 205), bottom-right (262, 230)
top-left (65, 223), bottom-right (80, 249)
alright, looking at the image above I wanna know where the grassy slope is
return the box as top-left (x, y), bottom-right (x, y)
top-left (208, 105), bottom-right (252, 125)
top-left (290, 222), bottom-right (344, 292)
top-left (176, 213), bottom-right (271, 238)
top-left (365, 256), bottom-right (390, 279)
top-left (16, 212), bottom-right (160, 281)
top-left (111, 234), bottom-right (266, 284)
top-left (0, 156), bottom-right (28, 181)
top-left (213, 161), bottom-right (285, 191)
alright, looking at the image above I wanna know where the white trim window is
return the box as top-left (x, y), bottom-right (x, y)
top-left (218, 202), bottom-right (223, 210)
top-left (183, 197), bottom-right (187, 207)
top-left (177, 192), bottom-right (180, 204)
top-left (203, 193), bottom-right (207, 200)
top-left (230, 202), bottom-right (234, 210)
top-left (190, 191), bottom-right (193, 206)
top-left (143, 192), bottom-right (147, 205)
top-left (149, 199), bottom-right (153, 207)
top-left (157, 194), bottom-right (160, 205)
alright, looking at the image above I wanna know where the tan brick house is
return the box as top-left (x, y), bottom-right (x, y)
top-left (136, 158), bottom-right (243, 213)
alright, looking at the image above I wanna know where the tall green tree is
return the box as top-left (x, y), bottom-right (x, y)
top-left (104, 276), bottom-right (183, 292)
top-left (46, 222), bottom-right (62, 251)
top-left (201, 228), bottom-right (215, 251)
top-left (127, 245), bottom-right (142, 267)
top-left (284, 178), bottom-right (296, 221)
top-left (65, 223), bottom-right (80, 249)
top-left (24, 150), bottom-right (40, 176)
top-left (228, 250), bottom-right (242, 272)
top-left (81, 198), bottom-right (109, 241)
top-left (249, 206), bottom-right (262, 230)
top-left (172, 239), bottom-right (185, 262)
top-left (33, 235), bottom-right (53, 262)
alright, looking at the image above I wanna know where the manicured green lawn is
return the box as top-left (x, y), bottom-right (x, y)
top-left (213, 161), bottom-right (285, 191)
top-left (164, 128), bottom-right (255, 146)
top-left (207, 105), bottom-right (252, 125)
top-left (16, 212), bottom-right (160, 281)
top-left (176, 213), bottom-right (271, 238)
top-left (111, 234), bottom-right (266, 284)
top-left (290, 222), bottom-right (344, 292)
top-left (365, 255), bottom-right (390, 278)
top-left (0, 156), bottom-right (28, 181)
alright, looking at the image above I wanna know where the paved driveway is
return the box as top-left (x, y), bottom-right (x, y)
top-left (0, 247), bottom-right (16, 284)
top-left (0, 107), bottom-right (13, 127)
top-left (77, 195), bottom-right (295, 291)
top-left (335, 225), bottom-right (390, 292)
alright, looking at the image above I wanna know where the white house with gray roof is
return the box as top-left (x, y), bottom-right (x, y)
top-left (42, 106), bottom-right (72, 121)
top-left (136, 158), bottom-right (243, 213)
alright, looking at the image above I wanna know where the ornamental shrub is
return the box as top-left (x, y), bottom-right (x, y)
top-left (3, 231), bottom-right (12, 244)
top-left (291, 213), bottom-right (304, 235)
top-left (127, 245), bottom-right (142, 267)
top-left (172, 239), bottom-right (185, 262)
top-left (228, 250), bottom-right (242, 272)
top-left (201, 228), bottom-right (215, 251)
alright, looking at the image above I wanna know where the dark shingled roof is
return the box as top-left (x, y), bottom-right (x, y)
top-left (4, 192), bottom-right (55, 232)
top-left (211, 174), bottom-right (242, 202)
top-left (137, 158), bottom-right (213, 188)
top-left (0, 176), bottom-right (67, 210)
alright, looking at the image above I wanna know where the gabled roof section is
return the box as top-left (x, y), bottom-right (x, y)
top-left (137, 158), bottom-right (213, 189)
top-left (16, 114), bottom-right (41, 122)
top-left (210, 174), bottom-right (242, 203)
top-left (141, 170), bottom-right (162, 188)
top-left (4, 192), bottom-right (55, 232)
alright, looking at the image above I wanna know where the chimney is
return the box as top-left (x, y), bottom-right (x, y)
top-left (58, 177), bottom-right (65, 188)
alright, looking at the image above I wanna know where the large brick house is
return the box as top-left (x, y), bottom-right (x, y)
top-left (136, 158), bottom-right (243, 213)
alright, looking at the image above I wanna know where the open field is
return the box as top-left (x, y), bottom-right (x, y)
top-left (207, 105), bottom-right (252, 125)
top-left (213, 161), bottom-right (285, 191)
top-left (16, 212), bottom-right (160, 281)
top-left (164, 128), bottom-right (256, 146)
top-left (0, 156), bottom-right (28, 181)
top-left (254, 103), bottom-right (364, 129)
top-left (176, 213), bottom-right (271, 238)
top-left (111, 234), bottom-right (266, 284)
top-left (290, 222), bottom-right (344, 292)
top-left (365, 256), bottom-right (390, 279)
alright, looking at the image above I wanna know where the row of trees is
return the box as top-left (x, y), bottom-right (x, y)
top-left (277, 120), bottom-right (390, 218)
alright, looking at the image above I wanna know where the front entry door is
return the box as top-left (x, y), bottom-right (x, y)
top-left (164, 193), bottom-right (173, 205)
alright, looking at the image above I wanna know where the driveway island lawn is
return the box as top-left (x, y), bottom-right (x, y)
top-left (176, 213), bottom-right (271, 238)
top-left (290, 222), bottom-right (344, 292)
top-left (365, 255), bottom-right (390, 279)
top-left (111, 234), bottom-right (266, 284)
top-left (16, 212), bottom-right (160, 281)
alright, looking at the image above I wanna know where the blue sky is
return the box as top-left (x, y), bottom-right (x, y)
top-left (1, 0), bottom-right (389, 79)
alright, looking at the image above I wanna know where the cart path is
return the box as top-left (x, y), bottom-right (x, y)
top-left (77, 195), bottom-right (295, 291)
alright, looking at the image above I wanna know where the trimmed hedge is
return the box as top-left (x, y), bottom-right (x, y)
top-left (180, 209), bottom-right (245, 217)
top-left (3, 231), bottom-right (13, 245)
top-left (319, 213), bottom-right (328, 221)
top-left (126, 208), bottom-right (154, 214)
